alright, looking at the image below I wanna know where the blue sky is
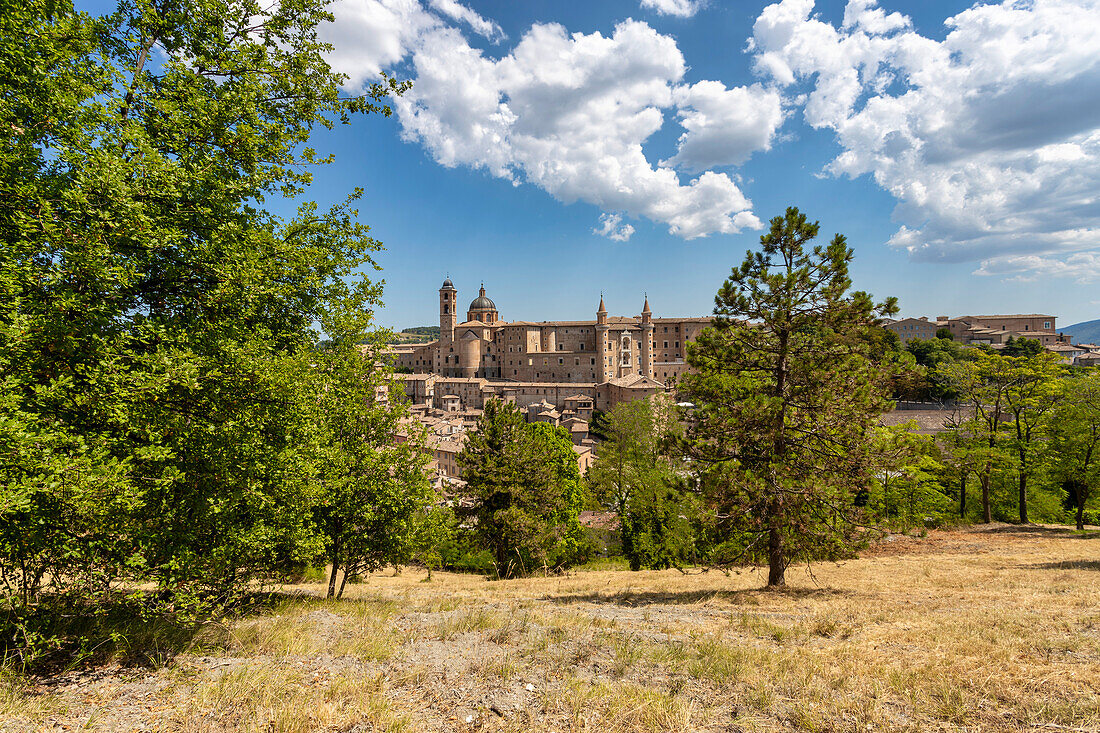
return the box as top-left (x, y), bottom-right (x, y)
top-left (79, 0), bottom-right (1100, 329)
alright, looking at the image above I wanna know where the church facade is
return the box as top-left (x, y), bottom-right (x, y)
top-left (390, 279), bottom-right (713, 386)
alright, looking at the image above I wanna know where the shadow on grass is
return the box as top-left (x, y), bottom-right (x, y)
top-left (2, 590), bottom-right (307, 677)
top-left (545, 586), bottom-right (850, 608)
top-left (976, 524), bottom-right (1100, 539)
top-left (1023, 560), bottom-right (1100, 571)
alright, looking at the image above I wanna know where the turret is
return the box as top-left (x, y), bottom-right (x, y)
top-left (596, 294), bottom-right (610, 381)
top-left (640, 294), bottom-right (653, 378)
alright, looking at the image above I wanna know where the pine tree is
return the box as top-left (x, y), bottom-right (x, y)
top-left (681, 207), bottom-right (897, 587)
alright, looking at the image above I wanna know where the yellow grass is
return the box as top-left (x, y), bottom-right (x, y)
top-left (6, 525), bottom-right (1100, 732)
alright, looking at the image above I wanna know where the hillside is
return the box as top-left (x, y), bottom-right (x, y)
top-left (8, 525), bottom-right (1100, 732)
top-left (389, 325), bottom-right (440, 344)
top-left (1062, 318), bottom-right (1100, 344)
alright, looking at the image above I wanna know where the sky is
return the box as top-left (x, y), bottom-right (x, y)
top-left (79, 0), bottom-right (1100, 329)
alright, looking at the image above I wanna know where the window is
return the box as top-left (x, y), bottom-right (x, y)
top-left (1025, 325), bottom-right (1029, 331)
top-left (1044, 321), bottom-right (1051, 329)
top-left (558, 358), bottom-right (564, 365)
top-left (664, 341), bottom-right (668, 348)
top-left (591, 358), bottom-right (596, 365)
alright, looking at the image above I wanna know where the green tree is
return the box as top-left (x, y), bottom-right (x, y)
top-left (1, 0), bottom-right (404, 645)
top-left (868, 425), bottom-right (949, 530)
top-left (308, 286), bottom-right (432, 599)
top-left (589, 395), bottom-right (695, 570)
top-left (1003, 336), bottom-right (1044, 358)
top-left (940, 352), bottom-right (1020, 523)
top-left (1045, 373), bottom-right (1100, 529)
top-left (936, 327), bottom-right (954, 340)
top-left (681, 207), bottom-right (897, 587)
top-left (1002, 353), bottom-right (1062, 524)
top-left (458, 401), bottom-right (587, 578)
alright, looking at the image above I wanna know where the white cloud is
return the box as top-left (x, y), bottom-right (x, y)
top-left (974, 252), bottom-right (1100, 284)
top-left (640, 0), bottom-right (702, 18)
top-left (594, 213), bottom-right (636, 241)
top-left (326, 8), bottom-right (773, 239)
top-left (662, 81), bottom-right (785, 172)
top-left (751, 0), bottom-right (1100, 278)
top-left (323, 0), bottom-right (441, 88)
top-left (427, 0), bottom-right (505, 42)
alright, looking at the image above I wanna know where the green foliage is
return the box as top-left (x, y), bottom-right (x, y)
top-left (458, 401), bottom-right (589, 578)
top-left (681, 207), bottom-right (897, 587)
top-left (1045, 372), bottom-right (1100, 528)
top-left (1003, 336), bottom-right (1044, 358)
top-left (939, 351), bottom-right (1065, 524)
top-left (307, 287), bottom-right (432, 598)
top-left (0, 0), bottom-right (421, 665)
top-left (867, 425), bottom-right (951, 530)
top-left (936, 327), bottom-right (954, 340)
top-left (588, 396), bottom-right (696, 570)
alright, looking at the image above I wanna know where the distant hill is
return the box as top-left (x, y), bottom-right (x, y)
top-left (389, 325), bottom-right (439, 344)
top-left (1062, 318), bottom-right (1100, 344)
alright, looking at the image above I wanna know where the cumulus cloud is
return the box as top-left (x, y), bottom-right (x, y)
top-left (427, 0), bottom-right (505, 42)
top-left (640, 0), bottom-right (702, 18)
top-left (662, 81), bottom-right (785, 172)
top-left (325, 6), bottom-right (775, 239)
top-left (594, 213), bottom-right (636, 241)
top-left (750, 0), bottom-right (1100, 280)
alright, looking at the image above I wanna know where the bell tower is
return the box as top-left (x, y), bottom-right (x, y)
top-left (439, 278), bottom-right (457, 343)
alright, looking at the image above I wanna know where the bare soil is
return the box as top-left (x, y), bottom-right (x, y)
top-left (5, 523), bottom-right (1100, 732)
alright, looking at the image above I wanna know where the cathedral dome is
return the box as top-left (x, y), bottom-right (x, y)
top-left (469, 294), bottom-right (496, 311)
top-left (441, 277), bottom-right (455, 290)
top-left (468, 284), bottom-right (495, 313)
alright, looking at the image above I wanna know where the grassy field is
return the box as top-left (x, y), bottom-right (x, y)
top-left (4, 524), bottom-right (1100, 732)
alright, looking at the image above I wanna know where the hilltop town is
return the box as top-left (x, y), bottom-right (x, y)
top-left (391, 279), bottom-right (1100, 485)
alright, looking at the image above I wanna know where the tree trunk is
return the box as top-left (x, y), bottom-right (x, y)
top-left (336, 564), bottom-right (351, 599)
top-left (766, 502), bottom-right (785, 587)
top-left (980, 468), bottom-right (992, 524)
top-left (1018, 471), bottom-right (1029, 524)
top-left (959, 471), bottom-right (967, 519)
top-left (1077, 498), bottom-right (1085, 531)
top-left (327, 537), bottom-right (341, 599)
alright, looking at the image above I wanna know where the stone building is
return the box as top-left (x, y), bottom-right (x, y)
top-left (885, 314), bottom-right (1061, 347)
top-left (390, 279), bottom-right (711, 388)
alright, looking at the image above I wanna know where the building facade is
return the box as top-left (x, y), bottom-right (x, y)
top-left (390, 280), bottom-right (712, 388)
top-left (885, 314), bottom-right (1061, 347)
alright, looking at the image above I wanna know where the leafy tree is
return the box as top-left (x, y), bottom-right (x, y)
top-left (1045, 373), bottom-right (1100, 529)
top-left (1003, 336), bottom-right (1044, 358)
top-left (458, 401), bottom-right (587, 578)
top-left (1, 0), bottom-right (405, 654)
top-left (589, 395), bottom-right (695, 570)
top-left (867, 425), bottom-right (948, 530)
top-left (1001, 353), bottom-right (1062, 523)
top-left (308, 286), bottom-right (432, 599)
top-left (940, 352), bottom-right (1020, 522)
top-left (940, 351), bottom-right (1062, 523)
top-left (681, 207), bottom-right (897, 587)
top-left (936, 327), bottom-right (954, 340)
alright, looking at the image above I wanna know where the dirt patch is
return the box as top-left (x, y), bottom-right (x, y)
top-left (10, 524), bottom-right (1100, 732)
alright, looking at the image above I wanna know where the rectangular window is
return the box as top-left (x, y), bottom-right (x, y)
top-left (559, 358), bottom-right (564, 365)
top-left (1044, 321), bottom-right (1051, 329)
top-left (664, 341), bottom-right (669, 348)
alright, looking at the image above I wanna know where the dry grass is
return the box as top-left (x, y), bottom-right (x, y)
top-left (6, 524), bottom-right (1100, 732)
